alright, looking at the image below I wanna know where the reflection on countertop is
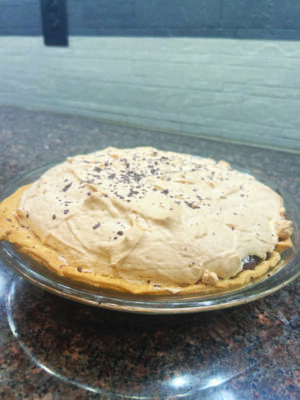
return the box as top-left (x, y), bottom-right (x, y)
top-left (0, 105), bottom-right (299, 399)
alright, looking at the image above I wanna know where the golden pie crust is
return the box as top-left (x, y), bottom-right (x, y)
top-left (0, 184), bottom-right (292, 295)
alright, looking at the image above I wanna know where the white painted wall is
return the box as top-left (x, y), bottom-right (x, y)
top-left (0, 37), bottom-right (299, 151)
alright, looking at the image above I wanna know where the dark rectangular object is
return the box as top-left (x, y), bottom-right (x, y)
top-left (40, 0), bottom-right (68, 46)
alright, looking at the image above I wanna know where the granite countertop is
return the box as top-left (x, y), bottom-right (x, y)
top-left (0, 106), bottom-right (299, 400)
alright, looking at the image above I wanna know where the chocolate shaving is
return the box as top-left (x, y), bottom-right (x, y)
top-left (62, 182), bottom-right (72, 192)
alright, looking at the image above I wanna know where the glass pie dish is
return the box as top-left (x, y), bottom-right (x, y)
top-left (0, 165), bottom-right (299, 314)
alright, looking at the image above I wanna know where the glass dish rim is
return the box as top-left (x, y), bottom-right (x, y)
top-left (0, 162), bottom-right (299, 314)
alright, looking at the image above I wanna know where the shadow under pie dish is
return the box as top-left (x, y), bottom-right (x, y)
top-left (0, 147), bottom-right (294, 297)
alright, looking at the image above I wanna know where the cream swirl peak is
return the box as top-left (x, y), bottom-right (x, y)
top-left (15, 147), bottom-right (292, 288)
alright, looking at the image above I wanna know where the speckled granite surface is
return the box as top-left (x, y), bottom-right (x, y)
top-left (0, 105), bottom-right (299, 399)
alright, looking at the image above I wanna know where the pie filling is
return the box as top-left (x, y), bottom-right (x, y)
top-left (242, 255), bottom-right (263, 271)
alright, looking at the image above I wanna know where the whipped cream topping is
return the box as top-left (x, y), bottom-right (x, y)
top-left (17, 147), bottom-right (291, 287)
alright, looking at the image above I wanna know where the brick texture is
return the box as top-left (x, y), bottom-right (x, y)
top-left (0, 35), bottom-right (299, 151)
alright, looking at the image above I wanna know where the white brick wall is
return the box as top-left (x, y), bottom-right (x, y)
top-left (0, 37), bottom-right (299, 151)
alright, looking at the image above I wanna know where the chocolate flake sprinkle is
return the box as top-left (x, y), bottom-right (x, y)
top-left (93, 222), bottom-right (101, 230)
top-left (64, 209), bottom-right (69, 215)
top-left (52, 214), bottom-right (56, 220)
top-left (62, 182), bottom-right (73, 192)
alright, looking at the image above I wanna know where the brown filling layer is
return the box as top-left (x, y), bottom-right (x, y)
top-left (242, 255), bottom-right (263, 270)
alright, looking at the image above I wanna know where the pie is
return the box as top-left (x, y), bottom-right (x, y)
top-left (0, 147), bottom-right (293, 294)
